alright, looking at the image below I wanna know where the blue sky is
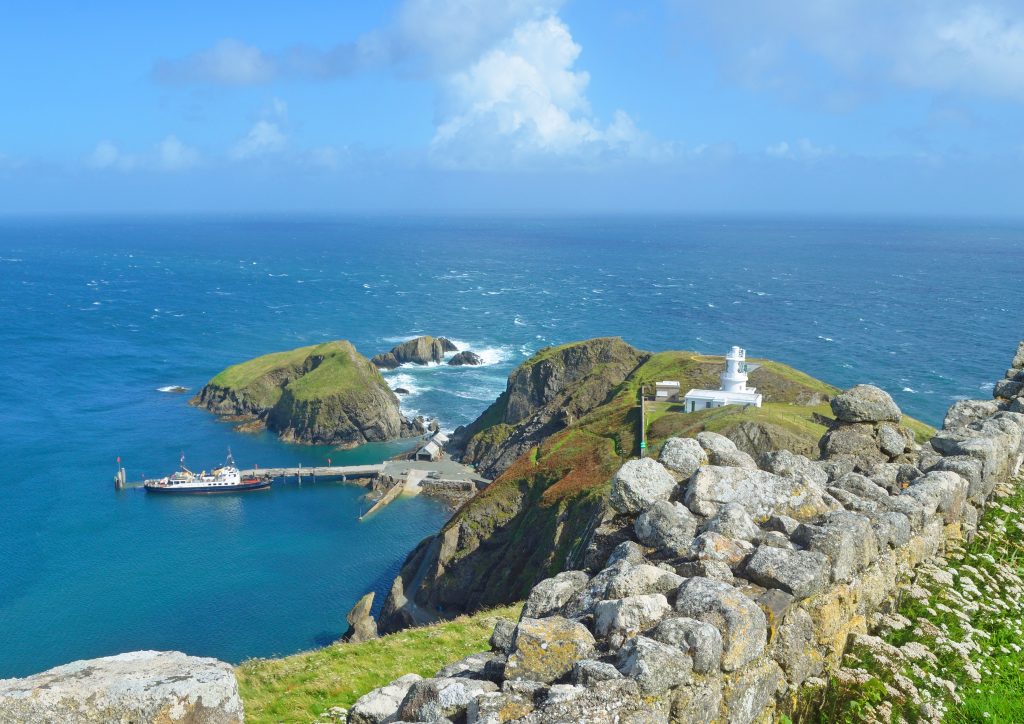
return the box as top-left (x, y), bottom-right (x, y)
top-left (2, 0), bottom-right (1024, 214)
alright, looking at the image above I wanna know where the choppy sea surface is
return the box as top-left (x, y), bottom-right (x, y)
top-left (0, 215), bottom-right (1021, 677)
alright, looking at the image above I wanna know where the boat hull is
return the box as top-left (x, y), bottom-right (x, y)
top-left (144, 479), bottom-right (271, 494)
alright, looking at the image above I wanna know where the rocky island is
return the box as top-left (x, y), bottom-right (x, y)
top-left (191, 340), bottom-right (424, 446)
top-left (371, 335), bottom-right (458, 369)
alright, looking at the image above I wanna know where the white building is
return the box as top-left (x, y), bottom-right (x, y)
top-left (683, 346), bottom-right (763, 412)
top-left (654, 380), bottom-right (682, 402)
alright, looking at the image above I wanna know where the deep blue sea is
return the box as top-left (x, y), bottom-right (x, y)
top-left (0, 215), bottom-right (1021, 677)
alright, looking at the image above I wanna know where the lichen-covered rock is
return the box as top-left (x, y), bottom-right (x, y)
top-left (594, 594), bottom-right (672, 649)
top-left (609, 458), bottom-right (677, 515)
top-left (505, 617), bottom-right (596, 684)
top-left (506, 679), bottom-right (666, 724)
top-left (616, 635), bottom-right (693, 695)
top-left (522, 570), bottom-right (590, 618)
top-left (603, 564), bottom-right (683, 599)
top-left (649, 617), bottom-right (724, 674)
top-left (819, 423), bottom-right (888, 470)
top-left (702, 502), bottom-right (762, 542)
top-left (436, 652), bottom-right (504, 682)
top-left (743, 545), bottom-right (831, 599)
top-left (349, 673), bottom-right (422, 724)
top-left (901, 470), bottom-right (969, 525)
top-left (658, 437), bottom-right (708, 479)
top-left (489, 619), bottom-right (517, 655)
top-left (793, 510), bottom-right (878, 583)
top-left (671, 678), bottom-right (724, 724)
top-left (770, 607), bottom-right (823, 687)
top-left (722, 658), bottom-right (784, 724)
top-left (605, 540), bottom-right (649, 567)
top-left (674, 577), bottom-right (767, 671)
top-left (944, 399), bottom-right (1001, 431)
top-left (0, 651), bottom-right (243, 724)
top-left (696, 431), bottom-right (758, 469)
top-left (689, 532), bottom-right (755, 568)
top-left (831, 384), bottom-right (902, 423)
top-left (684, 465), bottom-right (834, 521)
top-left (571, 659), bottom-right (623, 686)
top-left (397, 676), bottom-right (497, 723)
top-left (758, 450), bottom-right (828, 487)
top-left (634, 500), bottom-right (698, 556)
top-left (876, 423), bottom-right (912, 457)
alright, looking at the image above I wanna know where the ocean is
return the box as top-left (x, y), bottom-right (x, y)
top-left (0, 215), bottom-right (1021, 677)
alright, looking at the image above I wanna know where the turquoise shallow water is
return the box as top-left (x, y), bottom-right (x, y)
top-left (0, 215), bottom-right (1021, 677)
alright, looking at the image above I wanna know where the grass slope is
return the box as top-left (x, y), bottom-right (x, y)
top-left (237, 604), bottom-right (521, 724)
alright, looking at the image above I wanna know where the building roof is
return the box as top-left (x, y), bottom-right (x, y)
top-left (432, 432), bottom-right (449, 445)
top-left (655, 380), bottom-right (681, 387)
top-left (419, 441), bottom-right (441, 456)
top-left (684, 388), bottom-right (762, 403)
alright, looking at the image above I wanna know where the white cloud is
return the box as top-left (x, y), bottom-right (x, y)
top-left (156, 135), bottom-right (201, 170)
top-left (683, 1), bottom-right (1024, 103)
top-left (153, 38), bottom-right (275, 86)
top-left (765, 139), bottom-right (834, 161)
top-left (230, 120), bottom-right (287, 160)
top-left (88, 141), bottom-right (137, 171)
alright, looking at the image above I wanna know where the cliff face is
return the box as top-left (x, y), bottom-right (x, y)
top-left (192, 341), bottom-right (423, 446)
top-left (450, 337), bottom-right (649, 480)
top-left (378, 345), bottom-right (905, 633)
top-left (371, 336), bottom-right (458, 369)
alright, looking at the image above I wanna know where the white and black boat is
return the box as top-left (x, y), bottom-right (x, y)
top-left (145, 451), bottom-right (270, 494)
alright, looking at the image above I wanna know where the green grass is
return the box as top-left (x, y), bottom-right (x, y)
top-left (210, 345), bottom-right (318, 388)
top-left (817, 477), bottom-right (1024, 723)
top-left (236, 603), bottom-right (522, 724)
top-left (285, 342), bottom-right (382, 401)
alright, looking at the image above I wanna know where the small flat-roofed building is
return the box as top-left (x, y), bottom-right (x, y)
top-left (683, 346), bottom-right (763, 412)
top-left (655, 381), bottom-right (682, 402)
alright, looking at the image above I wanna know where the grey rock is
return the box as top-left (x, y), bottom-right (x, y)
top-left (609, 458), bottom-right (677, 515)
top-left (594, 594), bottom-right (672, 649)
top-left (436, 652), bottom-right (504, 682)
top-left (397, 677), bottom-right (498, 723)
top-left (820, 423), bottom-right (888, 469)
top-left (831, 472), bottom-right (890, 501)
top-left (674, 559), bottom-right (735, 583)
top-left (505, 617), bottom-right (596, 684)
top-left (944, 399), bottom-right (1001, 431)
top-left (931, 455), bottom-right (988, 501)
top-left (448, 350), bottom-right (484, 366)
top-left (684, 465), bottom-right (835, 521)
top-left (671, 678), bottom-right (724, 724)
top-left (831, 384), bottom-right (902, 423)
top-left (571, 659), bottom-right (623, 686)
top-left (760, 530), bottom-right (794, 549)
top-left (561, 561), bottom-right (632, 619)
top-left (522, 570), bottom-right (590, 618)
top-left (723, 659), bottom-right (784, 724)
top-left (604, 564), bottom-right (683, 599)
top-left (616, 636), bottom-right (693, 695)
top-left (689, 532), bottom-right (755, 568)
top-left (658, 437), bottom-right (708, 479)
top-left (793, 510), bottom-right (878, 583)
top-left (606, 540), bottom-right (649, 567)
top-left (695, 430), bottom-right (740, 458)
top-left (770, 607), bottom-right (823, 687)
top-left (674, 577), bottom-right (767, 671)
top-left (0, 651), bottom-right (243, 724)
top-left (506, 679), bottom-right (662, 724)
top-left (344, 592), bottom-right (379, 643)
top-left (821, 458), bottom-right (856, 482)
top-left (995, 379), bottom-right (1024, 399)
top-left (764, 514), bottom-right (800, 536)
top-left (877, 423), bottom-right (910, 457)
top-left (743, 545), bottom-right (830, 599)
top-left (758, 450), bottom-right (828, 487)
top-left (902, 470), bottom-right (968, 525)
top-left (872, 511), bottom-right (912, 550)
top-left (702, 502), bottom-right (762, 542)
top-left (1013, 341), bottom-right (1024, 370)
top-left (350, 673), bottom-right (423, 724)
top-left (634, 500), bottom-right (698, 556)
top-left (649, 617), bottom-right (723, 674)
top-left (489, 619), bottom-right (516, 655)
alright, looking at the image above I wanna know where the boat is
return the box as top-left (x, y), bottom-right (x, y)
top-left (144, 450), bottom-right (270, 494)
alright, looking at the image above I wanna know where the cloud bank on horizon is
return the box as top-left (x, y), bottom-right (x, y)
top-left (2, 0), bottom-right (1023, 213)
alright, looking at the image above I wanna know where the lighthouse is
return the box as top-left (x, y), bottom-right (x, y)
top-left (682, 345), bottom-right (763, 412)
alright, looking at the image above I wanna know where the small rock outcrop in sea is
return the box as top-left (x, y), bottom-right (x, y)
top-left (191, 340), bottom-right (423, 446)
top-left (448, 350), bottom-right (484, 366)
top-left (343, 592), bottom-right (379, 644)
top-left (352, 342), bottom-right (1024, 724)
top-left (371, 336), bottom-right (458, 369)
top-left (0, 650), bottom-right (243, 723)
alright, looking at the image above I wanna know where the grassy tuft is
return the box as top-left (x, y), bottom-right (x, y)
top-left (236, 603), bottom-right (522, 724)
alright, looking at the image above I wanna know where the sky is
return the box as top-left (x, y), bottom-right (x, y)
top-left (2, 0), bottom-right (1024, 215)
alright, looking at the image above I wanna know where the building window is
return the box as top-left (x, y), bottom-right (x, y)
top-left (706, 401), bottom-right (712, 409)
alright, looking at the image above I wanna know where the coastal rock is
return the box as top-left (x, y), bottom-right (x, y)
top-left (615, 636), bottom-right (693, 695)
top-left (505, 617), bottom-right (597, 684)
top-left (609, 458), bottom-right (677, 515)
top-left (830, 384), bottom-right (902, 423)
top-left (689, 532), bottom-right (755, 568)
top-left (522, 570), bottom-right (590, 619)
top-left (743, 545), bottom-right (831, 599)
top-left (634, 500), bottom-right (698, 556)
top-left (819, 423), bottom-right (887, 470)
top-left (594, 593), bottom-right (672, 649)
top-left (192, 340), bottom-right (422, 446)
top-left (603, 564), bottom-right (683, 599)
top-left (571, 659), bottom-right (623, 686)
top-left (649, 617), bottom-right (724, 674)
top-left (371, 335), bottom-right (457, 369)
top-left (396, 676), bottom-right (497, 723)
top-left (674, 577), bottom-right (767, 671)
top-left (683, 465), bottom-right (834, 521)
top-left (448, 351), bottom-right (484, 366)
top-left (793, 510), bottom-right (878, 583)
top-left (944, 399), bottom-right (1001, 431)
top-left (503, 679), bottom-right (662, 724)
top-left (343, 592), bottom-right (379, 643)
top-left (349, 673), bottom-right (422, 724)
top-left (696, 431), bottom-right (758, 469)
top-left (759, 450), bottom-right (828, 487)
top-left (658, 437), bottom-right (708, 479)
top-left (0, 650), bottom-right (243, 724)
top-left (702, 502), bottom-right (762, 542)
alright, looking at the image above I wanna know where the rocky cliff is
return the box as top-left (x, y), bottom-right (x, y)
top-left (192, 340), bottom-right (423, 446)
top-left (378, 343), bottom-right (926, 634)
top-left (372, 336), bottom-right (458, 369)
top-left (352, 342), bottom-right (1024, 724)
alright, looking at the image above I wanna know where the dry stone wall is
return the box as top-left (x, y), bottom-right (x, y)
top-left (349, 342), bottom-right (1024, 724)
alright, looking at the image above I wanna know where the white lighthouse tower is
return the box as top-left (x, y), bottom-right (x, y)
top-left (720, 346), bottom-right (750, 393)
top-left (682, 345), bottom-right (763, 412)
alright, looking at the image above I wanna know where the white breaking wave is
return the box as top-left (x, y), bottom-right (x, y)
top-left (383, 372), bottom-right (429, 396)
top-left (444, 339), bottom-right (513, 367)
top-left (157, 385), bottom-right (189, 393)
